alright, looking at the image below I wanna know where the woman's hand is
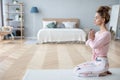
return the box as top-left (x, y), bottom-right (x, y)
top-left (88, 29), bottom-right (95, 40)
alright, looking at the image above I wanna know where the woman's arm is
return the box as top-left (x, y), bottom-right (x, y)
top-left (86, 32), bottom-right (110, 49)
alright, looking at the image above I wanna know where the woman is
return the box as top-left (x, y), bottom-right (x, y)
top-left (73, 6), bottom-right (112, 77)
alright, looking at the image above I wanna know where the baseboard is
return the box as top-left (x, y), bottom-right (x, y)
top-left (25, 37), bottom-right (37, 40)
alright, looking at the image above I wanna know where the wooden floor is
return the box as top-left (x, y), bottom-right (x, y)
top-left (0, 40), bottom-right (120, 80)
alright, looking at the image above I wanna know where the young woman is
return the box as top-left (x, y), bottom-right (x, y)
top-left (73, 6), bottom-right (112, 77)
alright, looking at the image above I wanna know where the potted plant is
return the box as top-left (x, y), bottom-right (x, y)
top-left (16, 8), bottom-right (20, 12)
top-left (12, 0), bottom-right (18, 4)
top-left (19, 15), bottom-right (22, 21)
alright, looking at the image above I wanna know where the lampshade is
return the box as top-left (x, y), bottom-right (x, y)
top-left (30, 7), bottom-right (39, 13)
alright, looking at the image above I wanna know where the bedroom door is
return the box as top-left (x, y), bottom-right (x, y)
top-left (109, 5), bottom-right (120, 39)
top-left (0, 0), bottom-right (2, 26)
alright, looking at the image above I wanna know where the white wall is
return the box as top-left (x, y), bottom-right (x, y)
top-left (3, 0), bottom-right (119, 38)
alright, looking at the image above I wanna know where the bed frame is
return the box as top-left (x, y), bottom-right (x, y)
top-left (42, 18), bottom-right (80, 28)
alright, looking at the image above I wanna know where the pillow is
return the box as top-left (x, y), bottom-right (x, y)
top-left (2, 26), bottom-right (13, 32)
top-left (57, 23), bottom-right (65, 28)
top-left (42, 21), bottom-right (56, 28)
top-left (47, 22), bottom-right (56, 28)
top-left (62, 22), bottom-right (76, 29)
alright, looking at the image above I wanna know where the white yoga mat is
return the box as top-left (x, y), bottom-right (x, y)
top-left (23, 68), bottom-right (120, 80)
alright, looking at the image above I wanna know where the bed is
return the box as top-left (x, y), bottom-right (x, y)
top-left (37, 18), bottom-right (86, 43)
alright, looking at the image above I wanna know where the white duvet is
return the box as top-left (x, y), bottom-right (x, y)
top-left (37, 29), bottom-right (86, 43)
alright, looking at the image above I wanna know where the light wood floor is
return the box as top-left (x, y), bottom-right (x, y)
top-left (0, 40), bottom-right (120, 80)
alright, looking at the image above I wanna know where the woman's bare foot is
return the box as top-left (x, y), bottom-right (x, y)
top-left (99, 72), bottom-right (108, 76)
top-left (106, 71), bottom-right (112, 75)
top-left (99, 71), bottom-right (112, 77)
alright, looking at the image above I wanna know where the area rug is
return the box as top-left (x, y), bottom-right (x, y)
top-left (23, 68), bottom-right (120, 80)
top-left (24, 39), bottom-right (38, 44)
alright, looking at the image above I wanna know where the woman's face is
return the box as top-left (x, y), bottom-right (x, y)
top-left (94, 13), bottom-right (105, 26)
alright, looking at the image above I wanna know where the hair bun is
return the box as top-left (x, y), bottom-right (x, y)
top-left (96, 6), bottom-right (111, 24)
top-left (97, 6), bottom-right (111, 13)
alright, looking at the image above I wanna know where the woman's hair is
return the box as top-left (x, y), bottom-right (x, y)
top-left (97, 6), bottom-right (111, 24)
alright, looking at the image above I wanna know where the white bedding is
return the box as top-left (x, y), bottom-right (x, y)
top-left (37, 29), bottom-right (86, 43)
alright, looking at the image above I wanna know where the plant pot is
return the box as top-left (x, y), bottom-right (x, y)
top-left (13, 0), bottom-right (18, 4)
top-left (16, 10), bottom-right (19, 12)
